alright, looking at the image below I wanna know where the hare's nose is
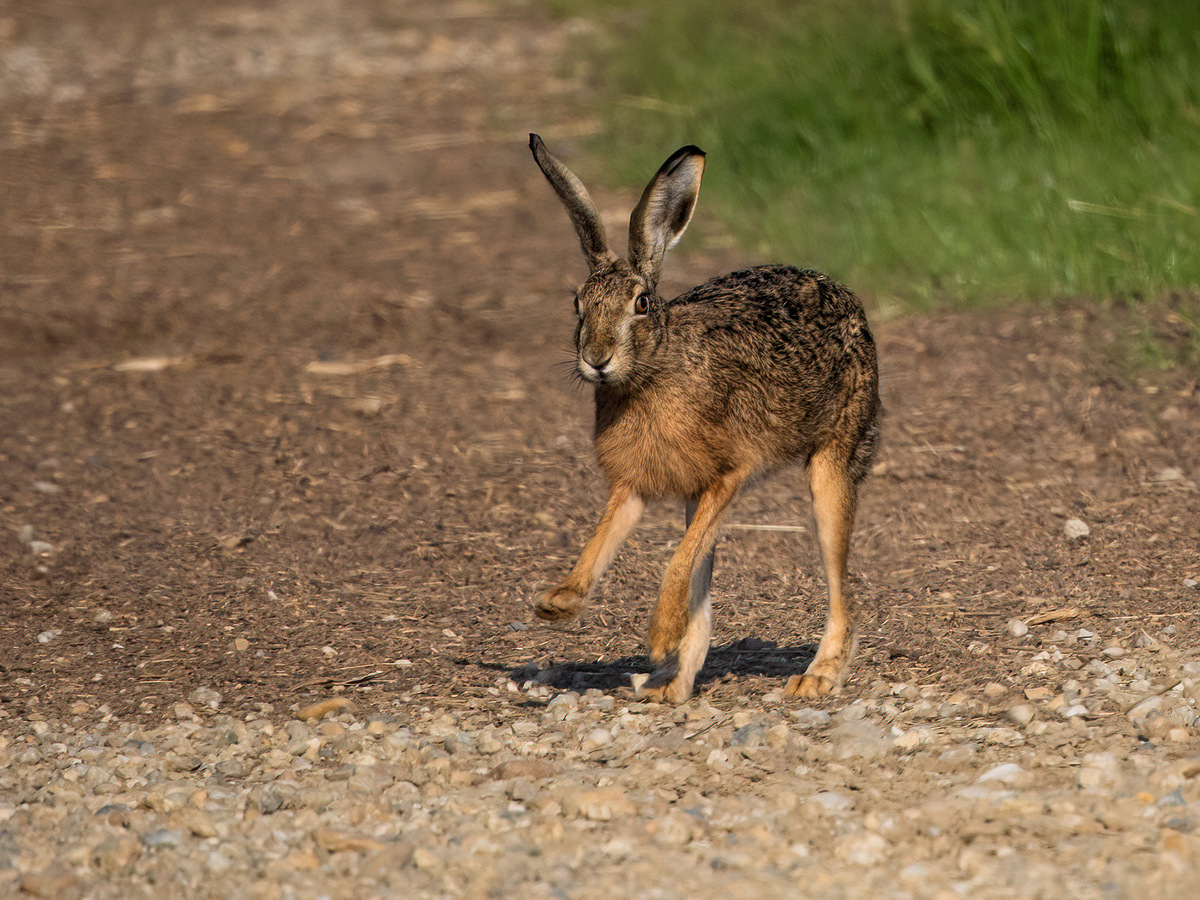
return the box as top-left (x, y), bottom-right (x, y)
top-left (581, 347), bottom-right (613, 371)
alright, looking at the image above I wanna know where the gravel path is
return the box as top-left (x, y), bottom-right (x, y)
top-left (4, 627), bottom-right (1198, 899)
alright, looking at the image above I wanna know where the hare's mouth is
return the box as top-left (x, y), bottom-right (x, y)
top-left (578, 360), bottom-right (611, 384)
top-left (578, 352), bottom-right (624, 384)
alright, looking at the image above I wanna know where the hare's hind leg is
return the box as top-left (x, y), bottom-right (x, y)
top-left (636, 500), bottom-right (715, 703)
top-left (536, 485), bottom-right (644, 621)
top-left (784, 447), bottom-right (859, 699)
top-left (639, 471), bottom-right (745, 703)
top-left (678, 500), bottom-right (716, 693)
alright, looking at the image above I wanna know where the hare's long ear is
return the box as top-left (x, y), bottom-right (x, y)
top-left (628, 145), bottom-right (705, 287)
top-left (529, 134), bottom-right (615, 274)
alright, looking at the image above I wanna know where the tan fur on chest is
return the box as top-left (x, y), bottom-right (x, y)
top-left (593, 386), bottom-right (752, 499)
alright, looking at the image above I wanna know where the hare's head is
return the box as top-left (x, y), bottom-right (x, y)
top-left (530, 134), bottom-right (705, 386)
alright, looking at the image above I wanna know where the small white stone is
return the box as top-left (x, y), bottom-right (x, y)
top-left (1063, 518), bottom-right (1090, 539)
top-left (187, 687), bottom-right (221, 710)
top-left (977, 763), bottom-right (1024, 784)
top-left (898, 862), bottom-right (934, 887)
top-left (411, 846), bottom-right (440, 869)
top-left (705, 749), bottom-right (731, 771)
top-left (1126, 695), bottom-right (1163, 724)
top-left (1008, 618), bottom-right (1029, 638)
top-left (892, 729), bottom-right (926, 753)
top-left (790, 708), bottom-right (831, 729)
top-left (581, 727), bottom-right (612, 751)
top-left (834, 831), bottom-right (890, 865)
top-left (767, 723), bottom-right (791, 749)
top-left (1078, 752), bottom-right (1122, 790)
top-left (649, 811), bottom-right (696, 846)
top-left (809, 791), bottom-right (854, 813)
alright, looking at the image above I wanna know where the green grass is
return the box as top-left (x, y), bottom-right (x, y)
top-left (546, 0), bottom-right (1200, 317)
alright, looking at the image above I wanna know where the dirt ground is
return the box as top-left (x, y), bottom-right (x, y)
top-left (2, 0), bottom-right (1198, 730)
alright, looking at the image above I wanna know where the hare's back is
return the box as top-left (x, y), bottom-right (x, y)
top-left (668, 265), bottom-right (873, 361)
top-left (662, 264), bottom-right (878, 462)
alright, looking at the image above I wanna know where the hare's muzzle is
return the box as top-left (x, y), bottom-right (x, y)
top-left (579, 345), bottom-right (616, 382)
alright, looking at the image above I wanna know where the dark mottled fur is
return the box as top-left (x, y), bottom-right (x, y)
top-left (529, 134), bottom-right (880, 703)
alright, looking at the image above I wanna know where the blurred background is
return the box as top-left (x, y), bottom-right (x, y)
top-left (550, 0), bottom-right (1199, 336)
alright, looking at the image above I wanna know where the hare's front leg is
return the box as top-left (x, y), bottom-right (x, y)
top-left (785, 447), bottom-right (859, 698)
top-left (535, 486), bottom-right (644, 621)
top-left (639, 472), bottom-right (746, 703)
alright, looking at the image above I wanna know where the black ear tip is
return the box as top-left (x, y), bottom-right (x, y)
top-left (658, 144), bottom-right (707, 178)
top-left (529, 133), bottom-right (543, 151)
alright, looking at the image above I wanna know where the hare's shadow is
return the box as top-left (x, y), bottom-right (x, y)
top-left (508, 638), bottom-right (815, 695)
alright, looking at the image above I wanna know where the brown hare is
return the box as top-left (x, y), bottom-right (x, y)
top-left (529, 133), bottom-right (880, 704)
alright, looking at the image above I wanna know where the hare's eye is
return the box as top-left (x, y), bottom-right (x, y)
top-left (572, 293), bottom-right (581, 317)
top-left (633, 293), bottom-right (649, 315)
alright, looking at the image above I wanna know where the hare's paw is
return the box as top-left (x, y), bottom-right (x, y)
top-left (534, 584), bottom-right (586, 621)
top-left (630, 655), bottom-right (693, 704)
top-left (636, 681), bottom-right (693, 704)
top-left (630, 672), bottom-right (693, 705)
top-left (784, 653), bottom-right (848, 698)
top-left (785, 626), bottom-right (854, 698)
top-left (783, 672), bottom-right (836, 699)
